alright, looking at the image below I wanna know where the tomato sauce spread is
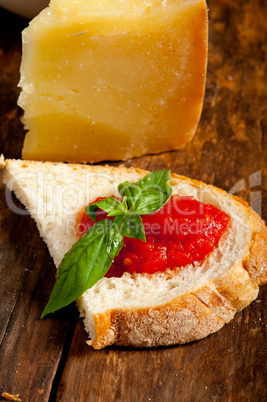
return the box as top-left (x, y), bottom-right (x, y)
top-left (76, 195), bottom-right (230, 277)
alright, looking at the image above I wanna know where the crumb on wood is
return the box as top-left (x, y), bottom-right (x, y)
top-left (1, 392), bottom-right (22, 402)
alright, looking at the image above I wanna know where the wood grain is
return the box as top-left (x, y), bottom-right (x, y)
top-left (0, 0), bottom-right (266, 401)
top-left (0, 174), bottom-right (78, 401)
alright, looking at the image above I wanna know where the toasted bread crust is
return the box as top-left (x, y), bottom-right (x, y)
top-left (243, 211), bottom-right (267, 285)
top-left (90, 263), bottom-right (260, 349)
top-left (0, 154), bottom-right (149, 178)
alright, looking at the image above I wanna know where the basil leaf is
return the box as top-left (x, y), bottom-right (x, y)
top-left (134, 189), bottom-right (169, 215)
top-left (118, 181), bottom-right (142, 209)
top-left (86, 196), bottom-right (128, 221)
top-left (137, 170), bottom-right (172, 192)
top-left (41, 219), bottom-right (123, 318)
top-left (85, 204), bottom-right (98, 221)
top-left (118, 170), bottom-right (172, 215)
top-left (114, 210), bottom-right (146, 242)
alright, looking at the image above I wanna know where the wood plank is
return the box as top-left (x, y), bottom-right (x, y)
top-left (0, 9), bottom-right (77, 401)
top-left (0, 0), bottom-right (266, 401)
top-left (0, 179), bottom-right (78, 400)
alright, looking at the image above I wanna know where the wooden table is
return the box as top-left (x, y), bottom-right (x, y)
top-left (0, 1), bottom-right (266, 401)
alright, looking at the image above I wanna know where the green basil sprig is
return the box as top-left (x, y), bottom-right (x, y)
top-left (41, 170), bottom-right (172, 318)
top-left (118, 169), bottom-right (172, 214)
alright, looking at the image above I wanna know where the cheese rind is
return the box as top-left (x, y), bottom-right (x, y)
top-left (19, 0), bottom-right (208, 163)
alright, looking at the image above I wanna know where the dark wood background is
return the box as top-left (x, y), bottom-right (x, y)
top-left (0, 0), bottom-right (266, 401)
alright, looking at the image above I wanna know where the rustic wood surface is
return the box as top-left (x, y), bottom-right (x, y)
top-left (0, 0), bottom-right (266, 401)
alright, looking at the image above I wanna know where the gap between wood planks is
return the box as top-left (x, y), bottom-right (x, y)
top-left (48, 312), bottom-right (79, 402)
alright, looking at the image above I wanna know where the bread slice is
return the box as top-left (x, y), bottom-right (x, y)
top-left (1, 155), bottom-right (267, 349)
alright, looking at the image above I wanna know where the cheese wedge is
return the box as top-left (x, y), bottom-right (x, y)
top-left (19, 0), bottom-right (208, 163)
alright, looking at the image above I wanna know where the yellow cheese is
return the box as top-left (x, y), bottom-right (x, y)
top-left (19, 0), bottom-right (208, 163)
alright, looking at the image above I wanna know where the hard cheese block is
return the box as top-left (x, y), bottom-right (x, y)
top-left (19, 0), bottom-right (208, 163)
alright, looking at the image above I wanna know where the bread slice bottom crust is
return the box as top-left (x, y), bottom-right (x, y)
top-left (79, 261), bottom-right (259, 349)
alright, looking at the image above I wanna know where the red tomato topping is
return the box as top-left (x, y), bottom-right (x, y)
top-left (76, 195), bottom-right (230, 277)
